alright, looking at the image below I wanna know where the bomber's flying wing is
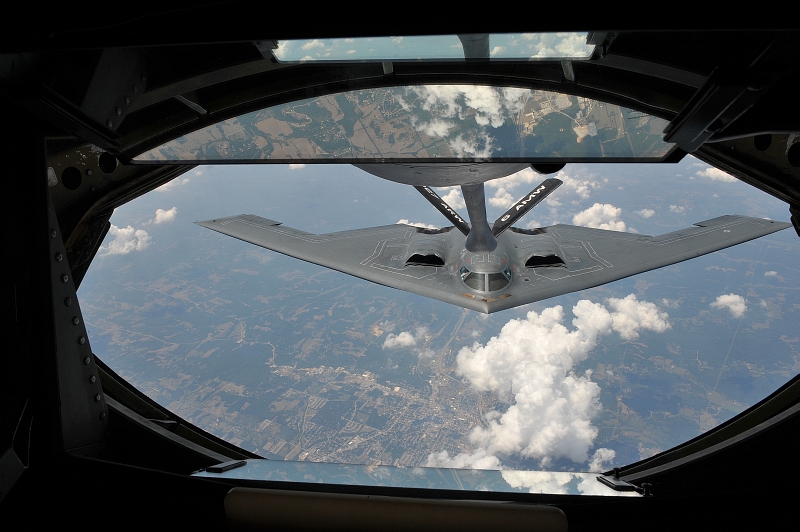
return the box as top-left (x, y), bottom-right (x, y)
top-left (197, 214), bottom-right (790, 313)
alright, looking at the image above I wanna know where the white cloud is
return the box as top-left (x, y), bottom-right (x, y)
top-left (288, 164), bottom-right (306, 170)
top-left (156, 177), bottom-right (190, 192)
top-left (588, 448), bottom-right (617, 473)
top-left (434, 187), bottom-right (466, 209)
top-left (383, 331), bottom-right (416, 349)
top-left (487, 187), bottom-right (517, 209)
top-left (572, 203), bottom-right (626, 232)
top-left (710, 293), bottom-right (747, 318)
top-left (661, 298), bottom-right (681, 309)
top-left (606, 295), bottom-right (672, 340)
top-left (697, 167), bottom-right (737, 182)
top-left (669, 205), bottom-right (686, 214)
top-left (428, 296), bottom-right (670, 469)
top-left (301, 39), bottom-right (326, 50)
top-left (490, 46), bottom-right (506, 57)
top-left (101, 224), bottom-right (151, 255)
top-left (397, 219), bottom-right (437, 229)
top-left (764, 271), bottom-right (778, 277)
top-left (152, 207), bottom-right (177, 224)
top-left (635, 208), bottom-right (655, 219)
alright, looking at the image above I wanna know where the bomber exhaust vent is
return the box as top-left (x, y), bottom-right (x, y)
top-left (406, 254), bottom-right (445, 267)
top-left (525, 255), bottom-right (566, 268)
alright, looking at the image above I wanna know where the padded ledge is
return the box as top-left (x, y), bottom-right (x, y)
top-left (225, 486), bottom-right (567, 531)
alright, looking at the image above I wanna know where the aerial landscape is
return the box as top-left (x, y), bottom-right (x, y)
top-left (136, 86), bottom-right (673, 163)
top-left (79, 157), bottom-right (800, 474)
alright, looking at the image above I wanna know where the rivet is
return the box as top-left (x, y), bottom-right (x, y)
top-left (61, 274), bottom-right (69, 283)
top-left (116, 107), bottom-right (122, 116)
top-left (64, 297), bottom-right (72, 306)
top-left (91, 186), bottom-right (97, 193)
top-left (125, 95), bottom-right (131, 104)
top-left (83, 356), bottom-right (91, 365)
top-left (132, 85), bottom-right (138, 94)
top-left (86, 169), bottom-right (93, 176)
top-left (50, 229), bottom-right (57, 238)
top-left (78, 336), bottom-right (86, 345)
top-left (100, 411), bottom-right (107, 420)
top-left (55, 252), bottom-right (63, 262)
top-left (90, 375), bottom-right (97, 384)
top-left (94, 393), bottom-right (101, 402)
top-left (72, 316), bottom-right (80, 325)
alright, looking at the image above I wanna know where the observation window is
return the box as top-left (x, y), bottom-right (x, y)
top-left (133, 86), bottom-right (675, 164)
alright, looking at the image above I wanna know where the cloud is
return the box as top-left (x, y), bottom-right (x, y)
top-left (764, 271), bottom-right (778, 277)
top-left (428, 295), bottom-right (670, 469)
top-left (490, 46), bottom-right (506, 57)
top-left (434, 187), bottom-right (466, 209)
top-left (152, 207), bottom-right (177, 224)
top-left (156, 177), bottom-right (190, 192)
top-left (288, 164), bottom-right (306, 170)
top-left (669, 205), bottom-right (685, 214)
top-left (101, 224), bottom-right (151, 255)
top-left (383, 331), bottom-right (416, 349)
top-left (606, 295), bottom-right (672, 340)
top-left (301, 39), bottom-right (326, 50)
top-left (710, 293), bottom-right (747, 318)
top-left (635, 208), bottom-right (655, 219)
top-left (661, 298), bottom-right (681, 309)
top-left (572, 203), bottom-right (626, 232)
top-left (697, 167), bottom-right (737, 182)
top-left (397, 219), bottom-right (438, 229)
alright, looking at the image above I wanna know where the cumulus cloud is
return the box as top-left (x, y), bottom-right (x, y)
top-left (398, 85), bottom-right (529, 157)
top-left (697, 167), bottom-right (737, 182)
top-left (669, 205), bottom-right (686, 214)
top-left (301, 39), bottom-right (326, 50)
top-left (572, 203), bottom-right (626, 232)
top-left (486, 167), bottom-right (600, 203)
top-left (434, 186), bottom-right (466, 209)
top-left (711, 293), bottom-right (747, 318)
top-left (397, 219), bottom-right (438, 229)
top-left (288, 164), bottom-right (306, 170)
top-left (428, 296), bottom-right (670, 469)
top-left (635, 208), bottom-right (655, 219)
top-left (383, 331), bottom-right (416, 349)
top-left (764, 271), bottom-right (778, 277)
top-left (156, 177), bottom-right (190, 192)
top-left (152, 207), bottom-right (177, 224)
top-left (101, 224), bottom-right (151, 255)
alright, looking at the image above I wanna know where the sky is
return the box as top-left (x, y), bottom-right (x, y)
top-left (81, 156), bottom-right (798, 474)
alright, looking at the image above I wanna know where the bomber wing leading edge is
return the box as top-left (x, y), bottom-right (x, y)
top-left (196, 213), bottom-right (790, 314)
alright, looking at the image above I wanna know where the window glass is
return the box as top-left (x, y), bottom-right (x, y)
top-left (272, 33), bottom-right (595, 62)
top-left (133, 86), bottom-right (674, 164)
top-left (79, 158), bottom-right (798, 476)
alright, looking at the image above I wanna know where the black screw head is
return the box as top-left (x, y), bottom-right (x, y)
top-left (78, 336), bottom-right (86, 345)
top-left (64, 297), bottom-right (72, 307)
top-left (90, 375), bottom-right (97, 384)
top-left (94, 393), bottom-right (101, 402)
top-left (72, 316), bottom-right (80, 325)
top-left (50, 229), bottom-right (57, 238)
top-left (100, 411), bottom-right (107, 420)
top-left (83, 356), bottom-right (91, 365)
top-left (55, 252), bottom-right (63, 262)
top-left (61, 274), bottom-right (69, 283)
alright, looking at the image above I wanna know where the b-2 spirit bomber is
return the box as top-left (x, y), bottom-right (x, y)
top-left (198, 164), bottom-right (790, 313)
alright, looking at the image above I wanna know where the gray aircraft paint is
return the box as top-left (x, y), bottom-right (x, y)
top-left (196, 214), bottom-right (790, 314)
